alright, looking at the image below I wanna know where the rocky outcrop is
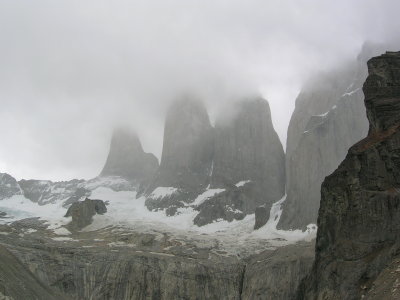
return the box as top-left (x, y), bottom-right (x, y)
top-left (100, 127), bottom-right (158, 185)
top-left (0, 173), bottom-right (22, 200)
top-left (278, 47), bottom-right (375, 230)
top-left (242, 242), bottom-right (314, 300)
top-left (0, 217), bottom-right (314, 300)
top-left (363, 254), bottom-right (400, 299)
top-left (254, 205), bottom-right (269, 230)
top-left (145, 97), bottom-right (214, 211)
top-left (0, 244), bottom-right (68, 300)
top-left (145, 97), bottom-right (285, 226)
top-left (298, 52), bottom-right (400, 299)
top-left (18, 179), bottom-right (89, 206)
top-left (16, 176), bottom-right (134, 207)
top-left (211, 98), bottom-right (285, 206)
top-left (194, 98), bottom-right (285, 226)
top-left (1, 219), bottom-right (246, 300)
top-left (65, 198), bottom-right (107, 230)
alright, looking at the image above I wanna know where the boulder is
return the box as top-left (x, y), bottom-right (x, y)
top-left (65, 198), bottom-right (107, 230)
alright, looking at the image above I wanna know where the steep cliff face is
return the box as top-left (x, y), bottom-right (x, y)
top-left (242, 242), bottom-right (314, 300)
top-left (0, 173), bottom-right (22, 200)
top-left (0, 245), bottom-right (68, 300)
top-left (299, 52), bottom-right (400, 299)
top-left (194, 98), bottom-right (285, 225)
top-left (279, 50), bottom-right (372, 230)
top-left (0, 218), bottom-right (314, 300)
top-left (145, 97), bottom-right (214, 212)
top-left (100, 127), bottom-right (159, 185)
top-left (212, 98), bottom-right (285, 200)
top-left (145, 97), bottom-right (285, 225)
top-left (150, 97), bottom-right (214, 191)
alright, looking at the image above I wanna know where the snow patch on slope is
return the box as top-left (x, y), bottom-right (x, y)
top-left (235, 180), bottom-right (251, 187)
top-left (149, 187), bottom-right (179, 199)
top-left (0, 187), bottom-right (316, 253)
top-left (191, 188), bottom-right (225, 206)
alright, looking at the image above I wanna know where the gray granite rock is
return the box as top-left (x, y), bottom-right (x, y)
top-left (65, 198), bottom-right (107, 230)
top-left (18, 178), bottom-right (88, 205)
top-left (298, 51), bottom-right (400, 300)
top-left (211, 98), bottom-right (285, 202)
top-left (145, 96), bottom-right (214, 210)
top-left (279, 47), bottom-right (375, 230)
top-left (0, 173), bottom-right (22, 200)
top-left (145, 97), bottom-right (285, 226)
top-left (254, 205), bottom-right (269, 230)
top-left (100, 127), bottom-right (159, 185)
top-left (242, 242), bottom-right (314, 300)
top-left (0, 218), bottom-right (315, 300)
top-left (0, 244), bottom-right (68, 300)
top-left (195, 98), bottom-right (285, 226)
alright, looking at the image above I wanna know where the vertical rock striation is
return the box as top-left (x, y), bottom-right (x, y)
top-left (145, 97), bottom-right (214, 212)
top-left (194, 98), bottom-right (285, 226)
top-left (298, 51), bottom-right (400, 299)
top-left (211, 98), bottom-right (285, 201)
top-left (100, 127), bottom-right (159, 185)
top-left (278, 46), bottom-right (377, 230)
top-left (145, 96), bottom-right (285, 225)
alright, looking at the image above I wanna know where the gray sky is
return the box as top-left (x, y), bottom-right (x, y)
top-left (0, 0), bottom-right (399, 181)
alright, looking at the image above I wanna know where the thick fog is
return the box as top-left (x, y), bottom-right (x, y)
top-left (0, 0), bottom-right (400, 180)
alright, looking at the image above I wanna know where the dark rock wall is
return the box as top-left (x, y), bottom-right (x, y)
top-left (298, 52), bottom-right (400, 299)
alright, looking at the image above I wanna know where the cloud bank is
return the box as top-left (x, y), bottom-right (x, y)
top-left (0, 0), bottom-right (400, 180)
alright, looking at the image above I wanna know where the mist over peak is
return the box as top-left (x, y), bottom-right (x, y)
top-left (1, 0), bottom-right (400, 180)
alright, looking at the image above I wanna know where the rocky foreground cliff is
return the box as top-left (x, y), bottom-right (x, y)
top-left (298, 52), bottom-right (400, 299)
top-left (0, 218), bottom-right (314, 300)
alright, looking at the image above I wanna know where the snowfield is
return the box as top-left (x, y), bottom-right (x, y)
top-left (0, 186), bottom-right (317, 254)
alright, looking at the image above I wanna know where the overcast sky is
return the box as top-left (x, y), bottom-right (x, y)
top-left (0, 0), bottom-right (399, 181)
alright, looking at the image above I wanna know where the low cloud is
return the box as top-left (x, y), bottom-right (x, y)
top-left (0, 0), bottom-right (399, 180)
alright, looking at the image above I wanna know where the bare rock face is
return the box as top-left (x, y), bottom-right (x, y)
top-left (65, 198), bottom-right (107, 230)
top-left (100, 127), bottom-right (158, 185)
top-left (0, 218), bottom-right (315, 300)
top-left (0, 245), bottom-right (67, 300)
top-left (145, 97), bottom-right (285, 226)
top-left (278, 48), bottom-right (375, 230)
top-left (0, 173), bottom-right (22, 200)
top-left (242, 242), bottom-right (314, 300)
top-left (298, 52), bottom-right (400, 299)
top-left (18, 179), bottom-right (89, 206)
top-left (254, 205), bottom-right (269, 230)
top-left (145, 97), bottom-right (214, 210)
top-left (211, 98), bottom-right (285, 200)
top-left (194, 98), bottom-right (285, 226)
